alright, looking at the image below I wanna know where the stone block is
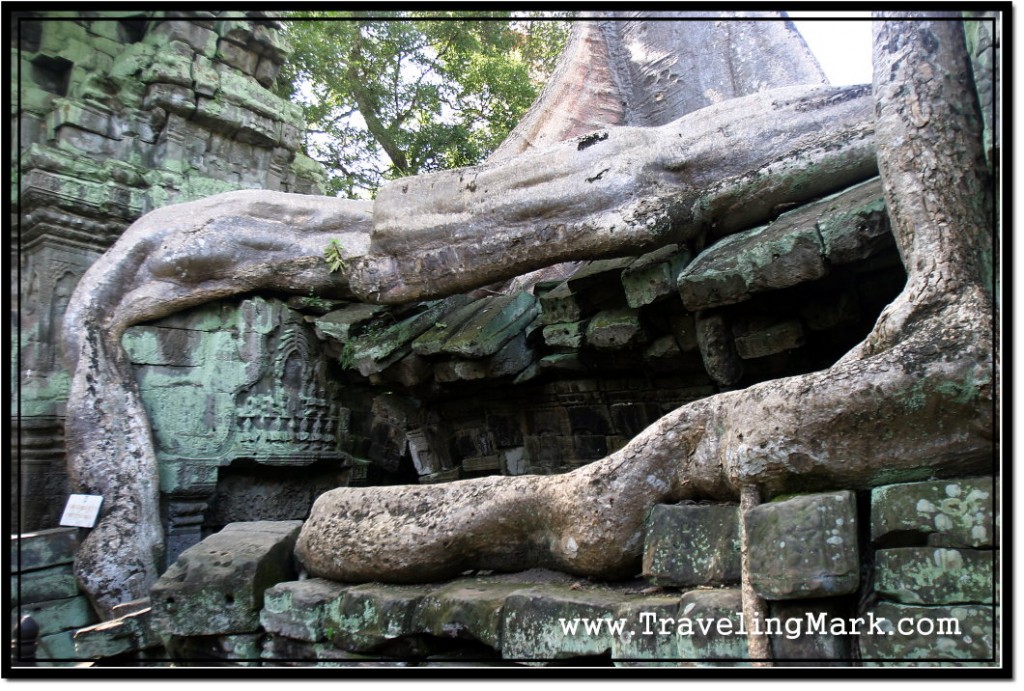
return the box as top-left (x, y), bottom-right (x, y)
top-left (344, 297), bottom-right (472, 376)
top-left (332, 583), bottom-right (436, 652)
top-left (643, 503), bottom-right (741, 587)
top-left (859, 602), bottom-right (994, 665)
top-left (611, 595), bottom-right (683, 666)
top-left (411, 299), bottom-right (487, 356)
top-left (217, 39), bottom-right (260, 75)
top-left (439, 292), bottom-right (538, 358)
top-left (542, 321), bottom-right (586, 350)
top-left (674, 589), bottom-right (749, 663)
top-left (168, 633), bottom-right (264, 666)
top-left (141, 49), bottom-right (194, 87)
top-left (151, 20), bottom-right (218, 57)
top-left (36, 629), bottom-right (78, 663)
top-left (767, 599), bottom-right (853, 664)
top-left (538, 282), bottom-right (583, 325)
top-left (733, 319), bottom-right (805, 359)
top-left (501, 584), bottom-right (630, 661)
top-left (874, 548), bottom-right (995, 605)
top-left (678, 211), bottom-right (827, 311)
top-left (254, 56), bottom-right (281, 89)
top-left (746, 491), bottom-right (859, 599)
top-left (143, 82), bottom-right (196, 117)
top-left (621, 244), bottom-right (691, 308)
top-left (12, 564), bottom-right (79, 605)
top-left (695, 311), bottom-right (743, 386)
top-left (260, 578), bottom-right (349, 642)
top-left (14, 595), bottom-right (97, 637)
top-left (586, 308), bottom-right (645, 350)
top-left (816, 178), bottom-right (892, 265)
top-left (11, 527), bottom-right (80, 572)
top-left (73, 606), bottom-right (160, 659)
top-left (871, 477), bottom-right (996, 548)
top-left (150, 520), bottom-right (303, 636)
top-left (413, 579), bottom-right (526, 650)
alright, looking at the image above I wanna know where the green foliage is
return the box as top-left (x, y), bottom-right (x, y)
top-left (323, 238), bottom-right (346, 273)
top-left (277, 12), bottom-right (572, 198)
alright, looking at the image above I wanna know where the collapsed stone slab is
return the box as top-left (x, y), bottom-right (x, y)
top-left (150, 520), bottom-right (302, 636)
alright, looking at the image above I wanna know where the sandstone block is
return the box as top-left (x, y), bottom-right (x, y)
top-left (586, 308), bottom-right (645, 350)
top-left (747, 491), bottom-right (859, 599)
top-left (611, 595), bottom-right (683, 666)
top-left (859, 602), bottom-right (994, 665)
top-left (260, 578), bottom-right (349, 643)
top-left (734, 319), bottom-right (805, 359)
top-left (643, 503), bottom-right (741, 587)
top-left (871, 477), bottom-right (996, 548)
top-left (874, 547), bottom-right (995, 605)
top-left (74, 606), bottom-right (160, 659)
top-left (12, 564), bottom-right (78, 605)
top-left (15, 595), bottom-right (96, 637)
top-left (11, 527), bottom-right (80, 572)
top-left (150, 521), bottom-right (303, 636)
top-left (674, 589), bottom-right (748, 663)
top-left (332, 583), bottom-right (436, 653)
top-left (621, 244), bottom-right (691, 308)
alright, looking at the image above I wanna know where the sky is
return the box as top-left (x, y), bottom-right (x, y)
top-left (787, 12), bottom-right (874, 86)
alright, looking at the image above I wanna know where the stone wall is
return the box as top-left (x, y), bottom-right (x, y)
top-left (62, 475), bottom-right (996, 667)
top-left (12, 10), bottom-right (324, 531)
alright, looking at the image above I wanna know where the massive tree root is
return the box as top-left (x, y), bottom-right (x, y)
top-left (61, 17), bottom-right (993, 616)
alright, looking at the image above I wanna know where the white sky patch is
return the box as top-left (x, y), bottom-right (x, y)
top-left (788, 12), bottom-right (874, 86)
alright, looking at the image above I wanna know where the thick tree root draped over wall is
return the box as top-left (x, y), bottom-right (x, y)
top-left (61, 15), bottom-right (994, 616)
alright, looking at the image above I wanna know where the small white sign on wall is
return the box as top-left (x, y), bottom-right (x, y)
top-left (59, 494), bottom-right (103, 528)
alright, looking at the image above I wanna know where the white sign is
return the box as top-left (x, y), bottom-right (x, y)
top-left (60, 494), bottom-right (103, 528)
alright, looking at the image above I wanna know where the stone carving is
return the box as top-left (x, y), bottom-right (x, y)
top-left (56, 15), bottom-right (994, 620)
top-left (13, 11), bottom-right (324, 532)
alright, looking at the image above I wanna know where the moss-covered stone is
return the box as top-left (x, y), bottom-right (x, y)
top-left (15, 595), bottom-right (97, 637)
top-left (874, 547), bottom-right (995, 605)
top-left (12, 564), bottom-right (79, 605)
top-left (674, 589), bottom-right (749, 664)
top-left (746, 490), bottom-right (859, 599)
top-left (859, 602), bottom-right (995, 666)
top-left (150, 521), bottom-right (303, 636)
top-left (412, 579), bottom-right (527, 650)
top-left (816, 178), bottom-right (892, 264)
top-left (331, 583), bottom-right (436, 653)
top-left (621, 244), bottom-right (692, 308)
top-left (73, 606), bottom-right (160, 659)
top-left (611, 595), bottom-right (683, 666)
top-left (439, 292), bottom-right (539, 359)
top-left (643, 503), bottom-right (741, 587)
top-left (500, 584), bottom-right (632, 662)
top-left (260, 578), bottom-right (349, 643)
top-left (11, 527), bottom-right (80, 572)
top-left (585, 308), bottom-right (644, 350)
top-left (871, 477), bottom-right (996, 548)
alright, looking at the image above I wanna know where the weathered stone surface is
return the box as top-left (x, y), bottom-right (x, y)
top-left (816, 178), bottom-right (892, 264)
top-left (150, 521), bottom-right (303, 636)
top-left (859, 602), bottom-right (994, 665)
top-left (12, 565), bottom-right (79, 605)
top-left (36, 629), bottom-right (77, 663)
top-left (643, 503), bottom-right (741, 587)
top-left (678, 206), bottom-right (828, 311)
top-left (167, 632), bottom-right (264, 666)
top-left (412, 579), bottom-right (525, 650)
top-left (73, 606), bottom-right (160, 659)
top-left (261, 635), bottom-right (413, 667)
top-left (410, 299), bottom-right (489, 356)
top-left (343, 297), bottom-right (472, 376)
top-left (747, 491), bottom-right (859, 599)
top-left (767, 599), bottom-right (853, 664)
top-left (585, 308), bottom-right (645, 350)
top-left (11, 528), bottom-right (80, 572)
top-left (331, 583), bottom-right (436, 653)
top-left (14, 595), bottom-right (97, 637)
top-left (439, 292), bottom-right (539, 359)
top-left (313, 302), bottom-right (386, 343)
top-left (260, 578), bottom-right (349, 643)
top-left (542, 321), bottom-right (586, 350)
top-left (874, 548), bottom-right (995, 605)
top-left (733, 319), bottom-right (805, 359)
top-left (611, 595), bottom-right (683, 666)
top-left (501, 584), bottom-right (631, 661)
top-left (695, 311), bottom-right (743, 385)
top-left (674, 589), bottom-right (748, 663)
top-left (871, 478), bottom-right (996, 548)
top-left (538, 282), bottom-right (584, 325)
top-left (621, 244), bottom-right (692, 309)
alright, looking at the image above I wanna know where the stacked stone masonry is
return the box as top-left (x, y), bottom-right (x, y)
top-left (60, 475), bottom-right (994, 666)
top-left (13, 11), bottom-right (325, 531)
